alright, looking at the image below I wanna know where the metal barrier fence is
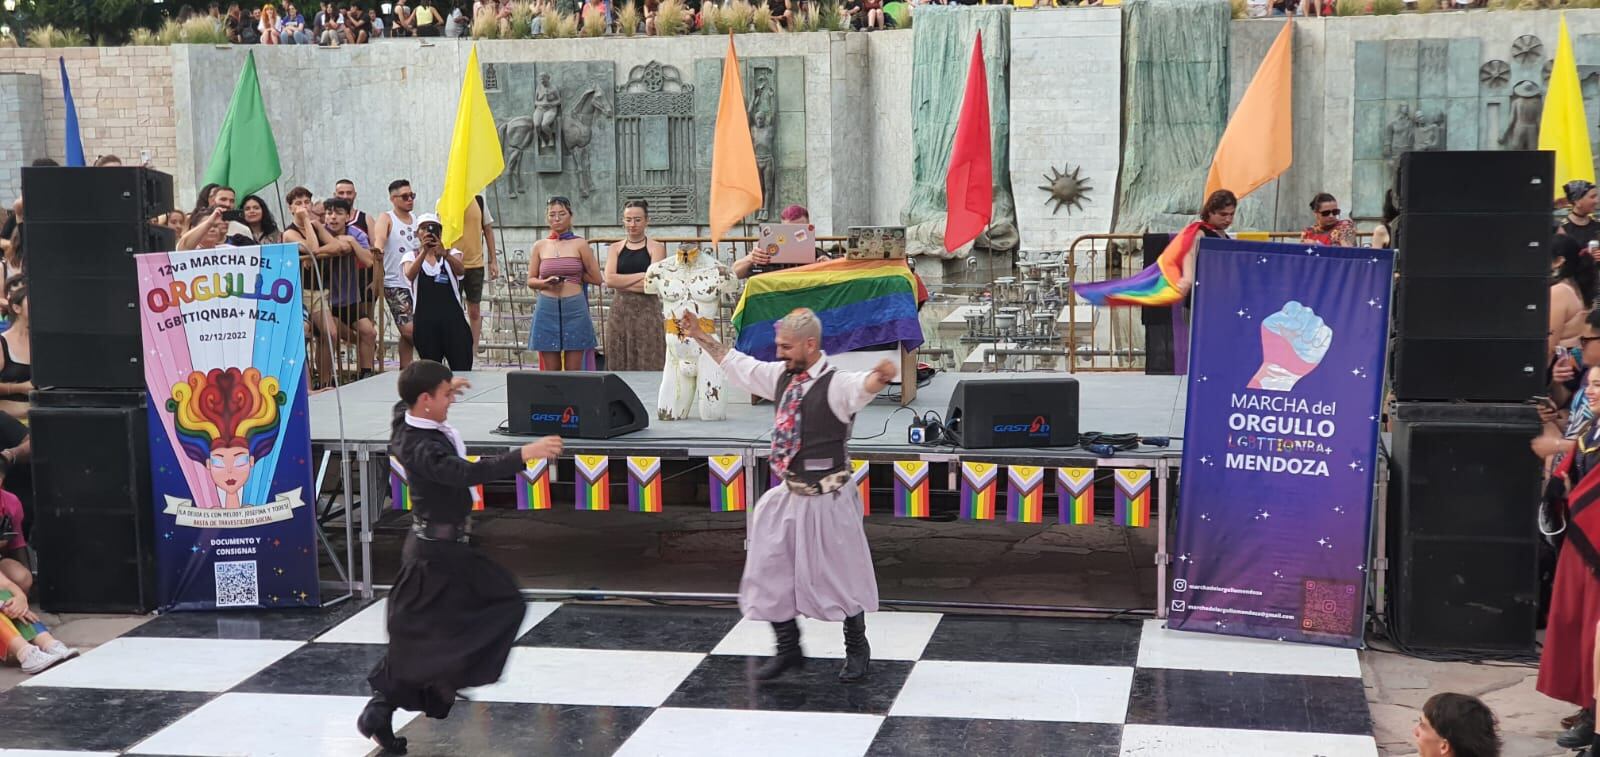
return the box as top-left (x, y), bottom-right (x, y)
top-left (300, 230), bottom-right (1376, 386)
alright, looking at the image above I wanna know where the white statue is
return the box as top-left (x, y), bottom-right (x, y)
top-left (643, 244), bottom-right (739, 421)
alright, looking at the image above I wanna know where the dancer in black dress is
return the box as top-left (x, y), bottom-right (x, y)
top-left (358, 360), bottom-right (562, 753)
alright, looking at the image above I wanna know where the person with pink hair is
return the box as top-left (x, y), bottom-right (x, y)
top-left (732, 204), bottom-right (822, 279)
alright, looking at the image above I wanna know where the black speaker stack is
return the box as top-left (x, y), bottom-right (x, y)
top-left (21, 166), bottom-right (174, 613)
top-left (1385, 150), bottom-right (1549, 652)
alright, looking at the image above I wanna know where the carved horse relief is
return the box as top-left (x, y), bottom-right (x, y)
top-left (563, 89), bottom-right (614, 200)
top-left (499, 86), bottom-right (613, 200)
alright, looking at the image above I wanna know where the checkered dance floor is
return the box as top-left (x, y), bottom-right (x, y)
top-left (0, 601), bottom-right (1377, 756)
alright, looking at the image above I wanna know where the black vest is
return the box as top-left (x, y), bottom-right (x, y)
top-left (774, 368), bottom-right (853, 487)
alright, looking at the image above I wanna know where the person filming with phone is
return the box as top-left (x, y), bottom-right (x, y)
top-left (402, 214), bottom-right (474, 371)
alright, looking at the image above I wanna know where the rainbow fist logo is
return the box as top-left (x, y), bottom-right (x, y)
top-left (1248, 301), bottom-right (1333, 392)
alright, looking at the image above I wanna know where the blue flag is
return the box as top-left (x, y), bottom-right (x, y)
top-left (58, 57), bottom-right (85, 167)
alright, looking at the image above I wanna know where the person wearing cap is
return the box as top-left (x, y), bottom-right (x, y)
top-left (402, 214), bottom-right (474, 371)
top-left (1563, 180), bottom-right (1600, 257)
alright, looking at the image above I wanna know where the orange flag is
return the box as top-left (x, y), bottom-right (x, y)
top-left (708, 34), bottom-right (763, 249)
top-left (1204, 21), bottom-right (1293, 201)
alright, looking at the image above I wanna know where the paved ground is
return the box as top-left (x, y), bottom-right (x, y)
top-left (0, 511), bottom-right (1570, 756)
top-left (1363, 650), bottom-right (1566, 757)
top-left (0, 610), bottom-right (1569, 756)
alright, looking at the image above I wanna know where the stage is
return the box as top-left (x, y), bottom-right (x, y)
top-left (308, 370), bottom-right (1188, 461)
top-left (308, 370), bottom-right (1187, 616)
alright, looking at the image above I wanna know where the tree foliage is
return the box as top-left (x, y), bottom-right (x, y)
top-left (9, 0), bottom-right (155, 45)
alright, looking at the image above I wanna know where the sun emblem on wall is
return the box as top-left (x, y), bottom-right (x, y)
top-left (1039, 164), bottom-right (1093, 216)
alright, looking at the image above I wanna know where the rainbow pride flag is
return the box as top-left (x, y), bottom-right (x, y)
top-left (391, 458), bottom-right (483, 511)
top-left (893, 460), bottom-right (930, 518)
top-left (389, 458), bottom-right (412, 511)
top-left (850, 459), bottom-right (871, 515)
top-left (1057, 467), bottom-right (1095, 525)
top-left (628, 456), bottom-right (663, 513)
top-left (516, 458), bottom-right (552, 511)
top-left (709, 455), bottom-right (747, 512)
top-left (1073, 221), bottom-right (1206, 307)
top-left (1007, 465), bottom-right (1044, 524)
top-left (575, 454), bottom-right (610, 511)
top-left (0, 591), bottom-right (45, 642)
top-left (1113, 469), bottom-right (1152, 528)
top-left (959, 461), bottom-right (998, 521)
top-left (730, 258), bottom-right (927, 361)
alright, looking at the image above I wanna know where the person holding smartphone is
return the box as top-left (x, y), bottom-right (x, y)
top-left (401, 214), bottom-right (473, 371)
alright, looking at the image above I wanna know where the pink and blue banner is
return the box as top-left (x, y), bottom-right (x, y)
top-left (1169, 238), bottom-right (1392, 647)
top-left (137, 243), bottom-right (318, 611)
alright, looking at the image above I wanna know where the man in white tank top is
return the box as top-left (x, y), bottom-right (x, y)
top-left (370, 179), bottom-right (421, 367)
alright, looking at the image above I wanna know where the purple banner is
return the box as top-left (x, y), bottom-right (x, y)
top-left (1169, 238), bottom-right (1393, 647)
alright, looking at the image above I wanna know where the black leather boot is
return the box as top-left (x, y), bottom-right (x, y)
top-left (755, 619), bottom-right (806, 680)
top-left (1561, 707), bottom-right (1596, 750)
top-left (839, 612), bottom-right (871, 683)
top-left (357, 694), bottom-right (409, 754)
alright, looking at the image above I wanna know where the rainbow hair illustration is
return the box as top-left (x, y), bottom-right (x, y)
top-left (167, 367), bottom-right (286, 463)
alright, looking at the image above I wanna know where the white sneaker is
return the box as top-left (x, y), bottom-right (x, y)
top-left (43, 640), bottom-right (78, 660)
top-left (18, 645), bottom-right (64, 674)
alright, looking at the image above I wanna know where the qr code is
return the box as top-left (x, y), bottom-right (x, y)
top-left (1301, 578), bottom-right (1358, 636)
top-left (214, 560), bottom-right (260, 608)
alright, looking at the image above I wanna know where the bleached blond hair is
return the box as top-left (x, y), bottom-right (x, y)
top-left (777, 308), bottom-right (822, 343)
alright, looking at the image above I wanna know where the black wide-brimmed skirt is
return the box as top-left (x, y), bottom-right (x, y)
top-left (367, 534), bottom-right (524, 718)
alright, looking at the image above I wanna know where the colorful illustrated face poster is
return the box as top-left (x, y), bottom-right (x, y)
top-left (1170, 238), bottom-right (1393, 647)
top-left (136, 243), bottom-right (319, 611)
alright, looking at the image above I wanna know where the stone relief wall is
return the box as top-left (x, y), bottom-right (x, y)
top-left (1231, 11), bottom-right (1600, 232)
top-left (692, 56), bottom-right (808, 225)
top-left (15, 12), bottom-right (1592, 248)
top-left (614, 62), bottom-right (698, 224)
top-left (485, 61), bottom-right (618, 225)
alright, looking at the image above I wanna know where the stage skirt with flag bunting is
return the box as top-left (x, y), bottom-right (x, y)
top-left (368, 533), bottom-right (524, 719)
top-left (739, 484), bottom-right (880, 623)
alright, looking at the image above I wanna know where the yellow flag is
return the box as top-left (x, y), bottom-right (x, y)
top-left (1540, 13), bottom-right (1595, 200)
top-left (708, 34), bottom-right (763, 249)
top-left (1204, 21), bottom-right (1293, 201)
top-left (437, 45), bottom-right (505, 248)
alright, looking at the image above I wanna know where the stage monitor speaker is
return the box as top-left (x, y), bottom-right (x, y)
top-left (1394, 212), bottom-right (1549, 279)
top-left (1393, 275), bottom-right (1546, 341)
top-left (506, 371), bottom-right (649, 438)
top-left (29, 390), bottom-right (157, 614)
top-left (1390, 337), bottom-right (1545, 402)
top-left (1396, 150), bottom-right (1552, 214)
top-left (1387, 402), bottom-right (1541, 651)
top-left (20, 166), bottom-right (174, 222)
top-left (946, 377), bottom-right (1080, 449)
top-left (27, 222), bottom-right (175, 390)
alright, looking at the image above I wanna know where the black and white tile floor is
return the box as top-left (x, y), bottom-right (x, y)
top-left (0, 601), bottom-right (1378, 756)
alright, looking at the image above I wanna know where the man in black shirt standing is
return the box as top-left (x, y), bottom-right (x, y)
top-left (358, 361), bottom-right (562, 753)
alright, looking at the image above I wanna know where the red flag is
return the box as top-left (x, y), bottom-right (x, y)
top-left (945, 32), bottom-right (993, 254)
